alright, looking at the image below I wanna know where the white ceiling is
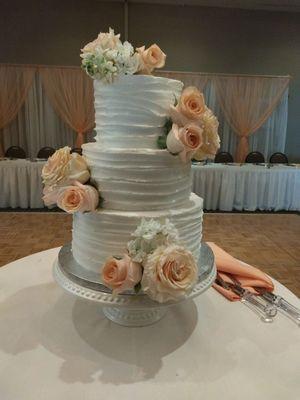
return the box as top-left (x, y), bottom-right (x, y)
top-left (105, 0), bottom-right (300, 12)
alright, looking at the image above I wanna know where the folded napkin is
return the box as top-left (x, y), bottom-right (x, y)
top-left (208, 242), bottom-right (274, 301)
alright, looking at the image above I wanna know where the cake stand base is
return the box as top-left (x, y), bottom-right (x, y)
top-left (102, 306), bottom-right (167, 327)
top-left (53, 242), bottom-right (216, 327)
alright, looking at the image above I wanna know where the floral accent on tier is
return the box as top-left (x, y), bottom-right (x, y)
top-left (41, 147), bottom-right (101, 213)
top-left (42, 146), bottom-right (90, 187)
top-left (102, 255), bottom-right (142, 296)
top-left (166, 123), bottom-right (203, 163)
top-left (141, 244), bottom-right (198, 303)
top-left (101, 218), bottom-right (198, 303)
top-left (81, 28), bottom-right (166, 83)
top-left (136, 44), bottom-right (166, 75)
top-left (127, 218), bottom-right (179, 263)
top-left (158, 86), bottom-right (220, 162)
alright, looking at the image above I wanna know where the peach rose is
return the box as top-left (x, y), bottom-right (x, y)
top-left (56, 181), bottom-right (99, 213)
top-left (141, 244), bottom-right (198, 303)
top-left (66, 153), bottom-right (90, 184)
top-left (178, 86), bottom-right (206, 120)
top-left (81, 28), bottom-right (121, 55)
top-left (42, 147), bottom-right (90, 187)
top-left (170, 87), bottom-right (206, 125)
top-left (102, 254), bottom-right (142, 295)
top-left (81, 39), bottom-right (99, 55)
top-left (166, 123), bottom-right (203, 162)
top-left (42, 185), bottom-right (63, 207)
top-left (42, 147), bottom-right (71, 186)
top-left (136, 44), bottom-right (166, 74)
top-left (97, 29), bottom-right (121, 50)
top-left (193, 108), bottom-right (220, 161)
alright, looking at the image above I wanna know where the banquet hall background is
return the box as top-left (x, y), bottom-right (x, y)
top-left (1, 3), bottom-right (300, 396)
top-left (0, 1), bottom-right (299, 163)
top-left (0, 1), bottom-right (299, 295)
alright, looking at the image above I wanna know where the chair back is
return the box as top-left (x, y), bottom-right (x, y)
top-left (37, 147), bottom-right (55, 159)
top-left (269, 152), bottom-right (288, 164)
top-left (5, 146), bottom-right (26, 159)
top-left (214, 151), bottom-right (234, 163)
top-left (71, 148), bottom-right (83, 156)
top-left (245, 151), bottom-right (265, 163)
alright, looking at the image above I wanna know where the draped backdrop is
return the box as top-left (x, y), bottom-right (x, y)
top-left (0, 64), bottom-right (290, 161)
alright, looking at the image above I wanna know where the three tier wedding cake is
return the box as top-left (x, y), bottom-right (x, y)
top-left (42, 29), bottom-right (220, 303)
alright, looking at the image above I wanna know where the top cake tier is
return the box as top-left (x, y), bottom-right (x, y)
top-left (94, 74), bottom-right (183, 150)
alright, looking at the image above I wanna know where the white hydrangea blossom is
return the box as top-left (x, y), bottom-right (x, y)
top-left (127, 218), bottom-right (179, 263)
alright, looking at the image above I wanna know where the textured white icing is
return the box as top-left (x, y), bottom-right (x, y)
top-left (94, 75), bottom-right (183, 150)
top-left (72, 194), bottom-right (203, 275)
top-left (83, 142), bottom-right (191, 211)
top-left (71, 74), bottom-right (204, 280)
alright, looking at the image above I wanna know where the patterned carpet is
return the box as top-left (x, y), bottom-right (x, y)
top-left (0, 212), bottom-right (299, 297)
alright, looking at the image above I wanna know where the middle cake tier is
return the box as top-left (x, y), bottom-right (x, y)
top-left (83, 142), bottom-right (192, 211)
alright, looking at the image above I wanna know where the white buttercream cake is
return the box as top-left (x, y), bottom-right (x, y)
top-left (72, 74), bottom-right (204, 275)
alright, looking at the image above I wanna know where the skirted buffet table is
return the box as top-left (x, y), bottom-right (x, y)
top-left (192, 163), bottom-right (300, 211)
top-left (1, 159), bottom-right (300, 211)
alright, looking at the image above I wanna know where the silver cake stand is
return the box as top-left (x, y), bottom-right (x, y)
top-left (53, 243), bottom-right (216, 327)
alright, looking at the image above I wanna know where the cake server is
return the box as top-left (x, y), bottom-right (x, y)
top-left (255, 288), bottom-right (300, 326)
top-left (215, 274), bottom-right (275, 323)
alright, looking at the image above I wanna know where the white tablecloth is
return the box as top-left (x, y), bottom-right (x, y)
top-left (0, 248), bottom-right (299, 400)
top-left (0, 159), bottom-right (45, 208)
top-left (192, 163), bottom-right (300, 211)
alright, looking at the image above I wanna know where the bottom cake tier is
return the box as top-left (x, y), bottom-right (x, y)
top-left (72, 193), bottom-right (203, 275)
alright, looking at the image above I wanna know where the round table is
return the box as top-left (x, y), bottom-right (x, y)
top-left (1, 248), bottom-right (299, 400)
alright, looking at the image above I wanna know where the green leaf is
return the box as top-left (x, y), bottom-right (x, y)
top-left (173, 95), bottom-right (178, 107)
top-left (157, 135), bottom-right (167, 149)
top-left (98, 196), bottom-right (104, 209)
top-left (134, 282), bottom-right (142, 294)
top-left (164, 118), bottom-right (173, 135)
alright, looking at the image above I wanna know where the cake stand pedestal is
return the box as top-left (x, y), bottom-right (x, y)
top-left (53, 243), bottom-right (216, 327)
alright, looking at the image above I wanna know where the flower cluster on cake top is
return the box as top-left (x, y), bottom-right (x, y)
top-left (81, 28), bottom-right (166, 83)
top-left (101, 218), bottom-right (198, 303)
top-left (158, 86), bottom-right (220, 162)
top-left (41, 147), bottom-right (100, 213)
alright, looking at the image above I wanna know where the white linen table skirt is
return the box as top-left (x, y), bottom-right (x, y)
top-left (192, 164), bottom-right (300, 211)
top-left (0, 248), bottom-right (300, 400)
top-left (0, 159), bottom-right (46, 208)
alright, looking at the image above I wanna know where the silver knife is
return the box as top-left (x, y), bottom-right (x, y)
top-left (227, 274), bottom-right (278, 318)
top-left (215, 275), bottom-right (276, 323)
top-left (256, 289), bottom-right (300, 326)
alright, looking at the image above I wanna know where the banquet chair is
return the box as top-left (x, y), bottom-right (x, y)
top-left (37, 147), bottom-right (55, 159)
top-left (214, 151), bottom-right (234, 163)
top-left (245, 151), bottom-right (265, 164)
top-left (71, 148), bottom-right (83, 155)
top-left (5, 146), bottom-right (26, 159)
top-left (269, 152), bottom-right (288, 164)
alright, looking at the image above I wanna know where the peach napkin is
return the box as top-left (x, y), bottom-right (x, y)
top-left (208, 242), bottom-right (274, 301)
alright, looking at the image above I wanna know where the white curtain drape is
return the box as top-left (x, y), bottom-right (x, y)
top-left (0, 65), bottom-right (36, 156)
top-left (160, 71), bottom-right (289, 162)
top-left (201, 80), bottom-right (288, 161)
top-left (1, 74), bottom-right (95, 158)
top-left (157, 71), bottom-right (209, 92)
top-left (0, 66), bottom-right (289, 161)
top-left (214, 75), bottom-right (289, 162)
top-left (40, 67), bottom-right (95, 148)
